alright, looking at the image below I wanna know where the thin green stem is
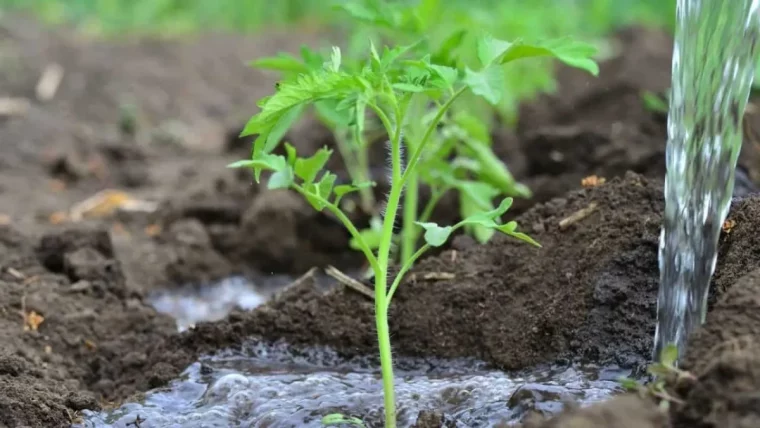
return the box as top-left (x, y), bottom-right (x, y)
top-left (386, 243), bottom-right (430, 305)
top-left (418, 188), bottom-right (446, 225)
top-left (291, 184), bottom-right (380, 274)
top-left (374, 273), bottom-right (396, 428)
top-left (400, 170), bottom-right (418, 264)
top-left (333, 130), bottom-right (362, 180)
top-left (354, 127), bottom-right (375, 213)
top-left (366, 103), bottom-right (394, 144)
top-left (371, 94), bottom-right (409, 428)
top-left (400, 87), bottom-right (468, 188)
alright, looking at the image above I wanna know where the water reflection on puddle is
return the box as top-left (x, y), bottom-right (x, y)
top-left (78, 341), bottom-right (626, 427)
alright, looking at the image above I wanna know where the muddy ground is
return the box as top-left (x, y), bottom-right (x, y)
top-left (3, 13), bottom-right (760, 428)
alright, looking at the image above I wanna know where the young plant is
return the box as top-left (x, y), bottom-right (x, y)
top-left (618, 344), bottom-right (694, 412)
top-left (231, 35), bottom-right (596, 428)
top-left (253, 46), bottom-right (381, 214)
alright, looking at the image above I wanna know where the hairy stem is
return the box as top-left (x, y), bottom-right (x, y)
top-left (400, 163), bottom-right (418, 265)
top-left (372, 95), bottom-right (410, 428)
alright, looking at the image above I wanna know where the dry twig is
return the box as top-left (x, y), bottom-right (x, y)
top-left (36, 63), bottom-right (64, 101)
top-left (325, 265), bottom-right (374, 299)
top-left (559, 202), bottom-right (598, 230)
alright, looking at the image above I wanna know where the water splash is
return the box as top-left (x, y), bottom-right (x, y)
top-left (655, 0), bottom-right (760, 359)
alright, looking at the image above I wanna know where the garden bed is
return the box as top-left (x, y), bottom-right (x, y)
top-left (2, 15), bottom-right (760, 427)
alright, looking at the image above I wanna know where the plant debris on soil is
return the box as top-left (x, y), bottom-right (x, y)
top-left (3, 14), bottom-right (760, 428)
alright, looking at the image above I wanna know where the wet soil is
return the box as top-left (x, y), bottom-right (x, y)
top-left (3, 13), bottom-right (760, 428)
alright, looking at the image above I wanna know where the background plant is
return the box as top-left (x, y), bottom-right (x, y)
top-left (231, 33), bottom-right (596, 427)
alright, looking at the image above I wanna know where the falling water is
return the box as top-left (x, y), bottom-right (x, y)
top-left (655, 0), bottom-right (760, 360)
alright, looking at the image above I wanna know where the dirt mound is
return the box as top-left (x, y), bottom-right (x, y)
top-left (671, 265), bottom-right (760, 428)
top-left (521, 207), bottom-right (760, 428)
top-left (0, 225), bottom-right (196, 426)
top-left (519, 395), bottom-right (667, 428)
top-left (178, 173), bottom-right (662, 370)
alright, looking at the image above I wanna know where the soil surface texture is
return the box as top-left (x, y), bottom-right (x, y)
top-left (3, 13), bottom-right (760, 428)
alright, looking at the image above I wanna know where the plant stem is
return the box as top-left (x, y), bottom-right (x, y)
top-left (374, 273), bottom-right (396, 428)
top-left (400, 167), bottom-right (418, 265)
top-left (355, 130), bottom-right (375, 213)
top-left (400, 87), bottom-right (468, 188)
top-left (372, 98), bottom-right (407, 428)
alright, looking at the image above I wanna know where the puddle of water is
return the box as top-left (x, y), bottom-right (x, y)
top-left (77, 340), bottom-right (626, 428)
top-left (81, 277), bottom-right (627, 427)
top-left (148, 276), bottom-right (268, 332)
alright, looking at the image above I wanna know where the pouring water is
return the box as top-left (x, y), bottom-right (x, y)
top-left (655, 0), bottom-right (760, 360)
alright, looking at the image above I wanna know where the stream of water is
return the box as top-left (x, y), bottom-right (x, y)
top-left (655, 0), bottom-right (760, 360)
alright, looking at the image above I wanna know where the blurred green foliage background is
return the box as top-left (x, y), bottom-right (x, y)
top-left (0, 0), bottom-right (675, 37)
top-left (0, 0), bottom-right (678, 121)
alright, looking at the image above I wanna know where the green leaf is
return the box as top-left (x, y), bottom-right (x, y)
top-left (462, 138), bottom-right (531, 198)
top-left (463, 66), bottom-right (504, 105)
top-left (250, 54), bottom-right (309, 74)
top-left (455, 181), bottom-right (499, 211)
top-left (227, 159), bottom-right (257, 169)
top-left (641, 90), bottom-right (668, 113)
top-left (618, 377), bottom-right (641, 391)
top-left (231, 153), bottom-right (288, 183)
top-left (314, 99), bottom-right (353, 128)
top-left (659, 343), bottom-right (679, 367)
top-left (454, 198), bottom-right (541, 248)
top-left (300, 45), bottom-right (325, 70)
top-left (416, 222), bottom-right (454, 247)
top-left (262, 104), bottom-right (305, 154)
top-left (647, 363), bottom-right (672, 378)
top-left (241, 70), bottom-right (365, 140)
top-left (333, 0), bottom-right (393, 29)
top-left (335, 181), bottom-right (374, 197)
top-left (267, 168), bottom-right (294, 189)
top-left (284, 143), bottom-right (297, 166)
top-left (294, 147), bottom-right (333, 184)
top-left (454, 111), bottom-right (490, 144)
top-left (460, 190), bottom-right (496, 243)
top-left (379, 41), bottom-right (423, 70)
top-left (476, 34), bottom-right (513, 66)
top-left (496, 221), bottom-right (541, 247)
top-left (429, 64), bottom-right (458, 88)
top-left (321, 413), bottom-right (365, 427)
top-left (303, 172), bottom-right (337, 210)
top-left (351, 216), bottom-right (383, 250)
top-left (497, 38), bottom-right (599, 76)
top-left (432, 29), bottom-right (466, 64)
top-left (393, 83), bottom-right (427, 93)
top-left (354, 98), bottom-right (367, 134)
top-left (460, 197), bottom-right (513, 226)
top-left (228, 153), bottom-right (286, 172)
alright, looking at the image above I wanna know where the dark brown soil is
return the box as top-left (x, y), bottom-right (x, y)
top-left (177, 173), bottom-right (664, 371)
top-left (3, 12), bottom-right (760, 428)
